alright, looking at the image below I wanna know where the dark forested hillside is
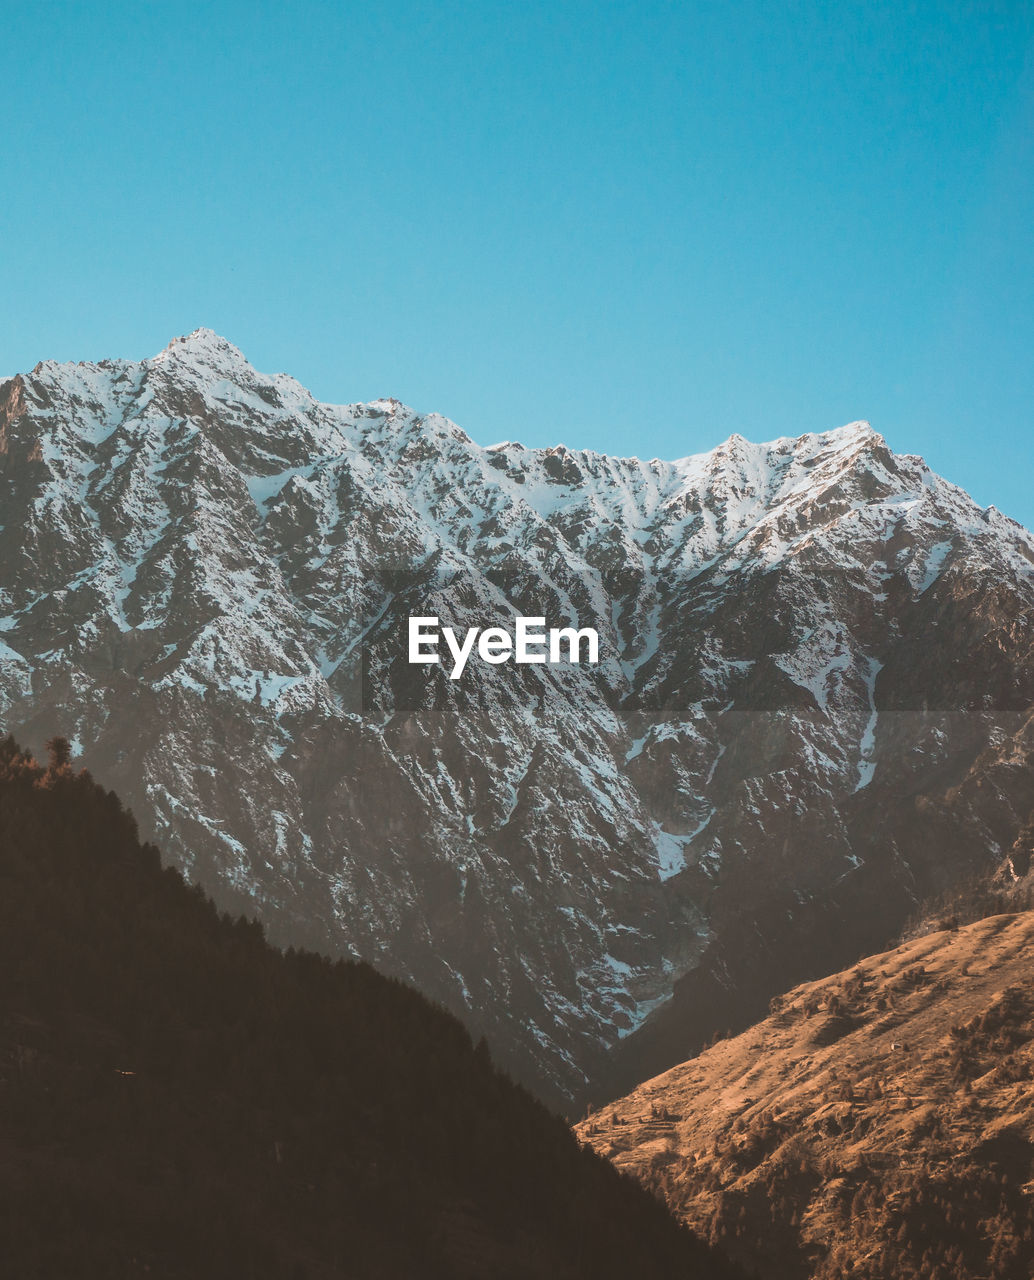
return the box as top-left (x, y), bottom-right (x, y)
top-left (0, 737), bottom-right (740, 1280)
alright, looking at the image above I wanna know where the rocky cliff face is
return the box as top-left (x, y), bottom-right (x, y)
top-left (1, 329), bottom-right (1032, 1107)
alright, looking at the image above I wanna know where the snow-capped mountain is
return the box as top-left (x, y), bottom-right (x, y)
top-left (2, 329), bottom-right (1033, 1107)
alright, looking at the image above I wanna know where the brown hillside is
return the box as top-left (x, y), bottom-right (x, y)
top-left (576, 912), bottom-right (1034, 1280)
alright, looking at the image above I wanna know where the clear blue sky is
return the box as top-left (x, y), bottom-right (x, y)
top-left (3, 1), bottom-right (1032, 525)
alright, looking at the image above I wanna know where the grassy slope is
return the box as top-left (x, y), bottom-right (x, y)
top-left (577, 912), bottom-right (1034, 1280)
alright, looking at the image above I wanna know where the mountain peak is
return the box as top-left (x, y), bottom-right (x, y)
top-left (790, 420), bottom-right (881, 451)
top-left (832, 418), bottom-right (875, 437)
top-left (153, 328), bottom-right (249, 370)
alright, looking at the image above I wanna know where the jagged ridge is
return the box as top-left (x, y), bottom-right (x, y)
top-left (1, 330), bottom-right (1033, 1107)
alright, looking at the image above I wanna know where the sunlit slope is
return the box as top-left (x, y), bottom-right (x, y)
top-left (577, 912), bottom-right (1034, 1280)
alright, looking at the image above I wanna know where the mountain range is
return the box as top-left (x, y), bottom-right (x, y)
top-left (2, 329), bottom-right (1032, 1107)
